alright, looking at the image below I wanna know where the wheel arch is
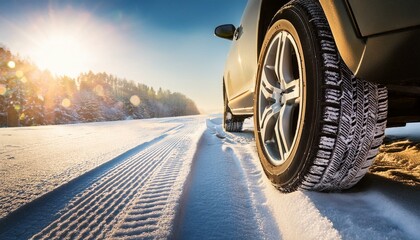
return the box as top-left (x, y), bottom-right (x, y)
top-left (257, 0), bottom-right (290, 58)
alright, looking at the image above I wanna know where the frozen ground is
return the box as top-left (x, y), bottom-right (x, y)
top-left (0, 116), bottom-right (419, 239)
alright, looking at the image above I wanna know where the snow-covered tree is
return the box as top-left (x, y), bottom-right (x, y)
top-left (0, 45), bottom-right (200, 127)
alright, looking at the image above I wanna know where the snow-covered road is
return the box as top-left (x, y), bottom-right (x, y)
top-left (0, 116), bottom-right (419, 239)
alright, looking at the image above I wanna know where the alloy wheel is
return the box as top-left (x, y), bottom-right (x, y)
top-left (257, 30), bottom-right (303, 166)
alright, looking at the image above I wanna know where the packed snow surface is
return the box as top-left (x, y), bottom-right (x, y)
top-left (0, 119), bottom-right (181, 219)
top-left (0, 116), bottom-right (419, 239)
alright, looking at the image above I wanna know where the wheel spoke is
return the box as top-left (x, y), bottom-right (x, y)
top-left (283, 78), bottom-right (301, 104)
top-left (276, 104), bottom-right (293, 154)
top-left (261, 70), bottom-right (283, 100)
top-left (277, 33), bottom-right (294, 85)
top-left (275, 120), bottom-right (286, 162)
top-left (261, 34), bottom-right (282, 101)
top-left (260, 106), bottom-right (278, 142)
top-left (266, 34), bottom-right (281, 68)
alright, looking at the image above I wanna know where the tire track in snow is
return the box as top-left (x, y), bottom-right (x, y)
top-left (109, 147), bottom-right (186, 239)
top-left (176, 119), bottom-right (281, 239)
top-left (0, 129), bottom-right (174, 239)
top-left (209, 118), bottom-right (341, 239)
top-left (0, 121), bottom-right (181, 220)
top-left (31, 121), bottom-right (202, 240)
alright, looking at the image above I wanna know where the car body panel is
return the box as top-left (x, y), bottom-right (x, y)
top-left (348, 0), bottom-right (420, 37)
top-left (318, 0), bottom-right (365, 76)
top-left (320, 0), bottom-right (420, 87)
top-left (357, 28), bottom-right (420, 86)
top-left (223, 0), bottom-right (261, 115)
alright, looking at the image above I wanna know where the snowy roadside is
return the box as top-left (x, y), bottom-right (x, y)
top-left (0, 117), bottom-right (199, 219)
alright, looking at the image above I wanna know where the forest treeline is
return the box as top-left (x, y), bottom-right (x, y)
top-left (0, 46), bottom-right (200, 127)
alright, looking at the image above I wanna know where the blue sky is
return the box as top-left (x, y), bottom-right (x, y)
top-left (0, 0), bottom-right (247, 113)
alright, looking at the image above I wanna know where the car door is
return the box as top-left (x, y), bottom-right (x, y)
top-left (224, 0), bottom-right (261, 114)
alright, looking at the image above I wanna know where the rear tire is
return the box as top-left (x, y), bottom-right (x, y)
top-left (223, 85), bottom-right (244, 132)
top-left (254, 0), bottom-right (387, 192)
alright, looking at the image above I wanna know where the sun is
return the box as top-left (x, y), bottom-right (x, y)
top-left (12, 8), bottom-right (121, 79)
top-left (33, 30), bottom-right (91, 77)
top-left (22, 8), bottom-right (99, 78)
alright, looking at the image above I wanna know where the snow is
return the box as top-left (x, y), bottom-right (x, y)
top-left (371, 123), bottom-right (420, 186)
top-left (30, 117), bottom-right (206, 239)
top-left (176, 119), bottom-right (280, 239)
top-left (196, 118), bottom-right (419, 239)
top-left (0, 116), bottom-right (419, 239)
top-left (0, 119), bottom-right (182, 219)
top-left (1, 116), bottom-right (206, 239)
top-left (208, 118), bottom-right (341, 240)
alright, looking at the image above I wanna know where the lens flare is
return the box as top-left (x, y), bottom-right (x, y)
top-left (130, 95), bottom-right (141, 106)
top-left (0, 84), bottom-right (6, 95)
top-left (7, 61), bottom-right (16, 69)
top-left (15, 70), bottom-right (24, 78)
top-left (61, 98), bottom-right (71, 108)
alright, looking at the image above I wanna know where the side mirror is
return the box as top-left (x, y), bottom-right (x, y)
top-left (214, 24), bottom-right (236, 40)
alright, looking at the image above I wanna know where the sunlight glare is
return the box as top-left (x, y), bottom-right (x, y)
top-left (22, 9), bottom-right (106, 78)
top-left (33, 32), bottom-right (90, 77)
top-left (8, 8), bottom-right (125, 82)
top-left (7, 61), bottom-right (16, 69)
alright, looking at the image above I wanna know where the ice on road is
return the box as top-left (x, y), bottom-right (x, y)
top-left (0, 116), bottom-right (419, 239)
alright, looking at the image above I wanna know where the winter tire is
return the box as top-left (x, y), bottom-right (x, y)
top-left (254, 0), bottom-right (387, 192)
top-left (223, 85), bottom-right (244, 132)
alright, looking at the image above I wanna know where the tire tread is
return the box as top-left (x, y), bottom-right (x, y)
top-left (290, 0), bottom-right (388, 191)
top-left (260, 0), bottom-right (388, 192)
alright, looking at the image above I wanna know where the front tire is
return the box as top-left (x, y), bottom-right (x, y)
top-left (254, 0), bottom-right (387, 192)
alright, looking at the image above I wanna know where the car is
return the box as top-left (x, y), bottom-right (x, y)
top-left (215, 0), bottom-right (420, 192)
